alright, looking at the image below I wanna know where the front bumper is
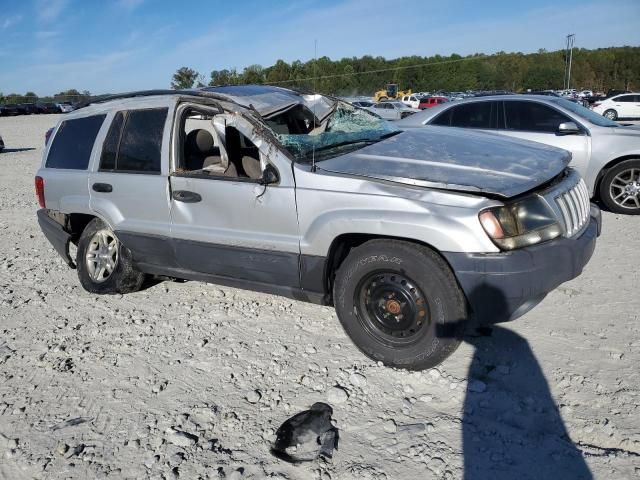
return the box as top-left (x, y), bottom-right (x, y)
top-left (443, 204), bottom-right (601, 325)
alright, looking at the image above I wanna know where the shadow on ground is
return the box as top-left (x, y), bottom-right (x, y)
top-left (458, 285), bottom-right (592, 479)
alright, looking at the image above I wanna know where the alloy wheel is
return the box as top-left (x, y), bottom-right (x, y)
top-left (609, 167), bottom-right (640, 210)
top-left (85, 229), bottom-right (119, 283)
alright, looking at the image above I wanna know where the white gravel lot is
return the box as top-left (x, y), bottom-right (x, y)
top-left (0, 114), bottom-right (639, 479)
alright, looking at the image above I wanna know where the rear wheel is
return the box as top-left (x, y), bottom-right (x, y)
top-left (76, 218), bottom-right (146, 294)
top-left (603, 109), bottom-right (618, 121)
top-left (333, 240), bottom-right (467, 370)
top-left (599, 159), bottom-right (640, 214)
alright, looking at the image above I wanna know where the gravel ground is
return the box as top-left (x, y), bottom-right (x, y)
top-left (0, 114), bottom-right (639, 479)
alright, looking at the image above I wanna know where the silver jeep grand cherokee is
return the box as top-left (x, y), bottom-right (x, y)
top-left (35, 85), bottom-right (601, 370)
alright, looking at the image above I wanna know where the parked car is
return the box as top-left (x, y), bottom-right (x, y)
top-left (397, 94), bottom-right (640, 214)
top-left (591, 93), bottom-right (640, 120)
top-left (1, 104), bottom-right (24, 116)
top-left (0, 134), bottom-right (4, 152)
top-left (37, 102), bottom-right (62, 114)
top-left (419, 96), bottom-right (448, 109)
top-left (368, 101), bottom-right (419, 120)
top-left (57, 102), bottom-right (75, 113)
top-left (18, 103), bottom-right (39, 114)
top-left (0, 105), bottom-right (9, 116)
top-left (35, 86), bottom-right (600, 370)
top-left (400, 95), bottom-right (421, 109)
top-left (351, 100), bottom-right (373, 108)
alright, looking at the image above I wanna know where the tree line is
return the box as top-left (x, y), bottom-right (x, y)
top-left (0, 89), bottom-right (92, 105)
top-left (171, 46), bottom-right (640, 95)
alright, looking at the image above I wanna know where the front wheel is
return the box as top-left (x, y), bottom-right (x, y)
top-left (599, 159), bottom-right (640, 214)
top-left (76, 218), bottom-right (146, 294)
top-left (333, 240), bottom-right (467, 370)
top-left (603, 109), bottom-right (618, 121)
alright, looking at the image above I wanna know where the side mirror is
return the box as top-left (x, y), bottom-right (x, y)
top-left (260, 164), bottom-right (279, 185)
top-left (557, 122), bottom-right (580, 135)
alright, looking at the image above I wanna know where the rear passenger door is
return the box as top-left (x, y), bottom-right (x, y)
top-left (89, 106), bottom-right (177, 269)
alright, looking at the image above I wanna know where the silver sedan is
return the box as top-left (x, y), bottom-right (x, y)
top-left (397, 95), bottom-right (640, 214)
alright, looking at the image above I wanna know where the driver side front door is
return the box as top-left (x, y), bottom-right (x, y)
top-left (168, 113), bottom-right (301, 290)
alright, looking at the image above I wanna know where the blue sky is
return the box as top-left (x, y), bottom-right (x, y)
top-left (1, 0), bottom-right (639, 96)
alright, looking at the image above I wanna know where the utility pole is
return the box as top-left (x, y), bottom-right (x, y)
top-left (564, 34), bottom-right (575, 90)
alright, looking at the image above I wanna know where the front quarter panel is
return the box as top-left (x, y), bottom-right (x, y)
top-left (588, 126), bottom-right (640, 192)
top-left (294, 165), bottom-right (500, 256)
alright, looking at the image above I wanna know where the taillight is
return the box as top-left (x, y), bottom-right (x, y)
top-left (45, 128), bottom-right (54, 145)
top-left (35, 176), bottom-right (46, 208)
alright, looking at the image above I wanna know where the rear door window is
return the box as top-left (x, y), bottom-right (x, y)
top-left (46, 115), bottom-right (106, 169)
top-left (503, 101), bottom-right (571, 133)
top-left (99, 108), bottom-right (168, 173)
top-left (430, 109), bottom-right (451, 126)
top-left (100, 112), bottom-right (124, 170)
top-left (450, 102), bottom-right (495, 129)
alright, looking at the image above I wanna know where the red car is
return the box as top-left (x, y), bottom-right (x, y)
top-left (419, 96), bottom-right (448, 109)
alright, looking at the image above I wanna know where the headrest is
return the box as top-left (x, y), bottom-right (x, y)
top-left (186, 129), bottom-right (214, 154)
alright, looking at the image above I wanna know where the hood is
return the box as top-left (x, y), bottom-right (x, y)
top-left (317, 127), bottom-right (571, 198)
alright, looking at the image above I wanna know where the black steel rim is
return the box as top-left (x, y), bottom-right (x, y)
top-left (354, 271), bottom-right (430, 345)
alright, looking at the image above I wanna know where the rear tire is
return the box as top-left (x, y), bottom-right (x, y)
top-left (599, 159), bottom-right (640, 214)
top-left (333, 240), bottom-right (467, 370)
top-left (76, 218), bottom-right (146, 294)
top-left (603, 109), bottom-right (618, 121)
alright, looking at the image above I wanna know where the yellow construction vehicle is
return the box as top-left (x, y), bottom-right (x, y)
top-left (373, 84), bottom-right (412, 102)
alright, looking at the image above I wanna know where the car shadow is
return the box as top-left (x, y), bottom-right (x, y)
top-left (442, 285), bottom-right (592, 479)
top-left (0, 148), bottom-right (37, 154)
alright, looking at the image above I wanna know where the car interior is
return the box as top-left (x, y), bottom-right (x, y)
top-left (177, 108), bottom-right (263, 180)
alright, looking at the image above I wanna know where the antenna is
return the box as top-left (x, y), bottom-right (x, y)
top-left (311, 39), bottom-right (318, 173)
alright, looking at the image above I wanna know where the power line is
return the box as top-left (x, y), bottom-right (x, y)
top-left (266, 53), bottom-right (515, 85)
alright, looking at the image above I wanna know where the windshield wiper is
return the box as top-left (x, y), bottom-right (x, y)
top-left (311, 131), bottom-right (401, 154)
top-left (312, 139), bottom-right (376, 153)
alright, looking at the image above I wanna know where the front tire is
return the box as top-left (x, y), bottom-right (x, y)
top-left (599, 159), bottom-right (640, 214)
top-left (76, 218), bottom-right (145, 294)
top-left (603, 109), bottom-right (618, 121)
top-left (333, 240), bottom-right (467, 370)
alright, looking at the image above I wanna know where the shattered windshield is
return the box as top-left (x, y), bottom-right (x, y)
top-left (275, 101), bottom-right (401, 162)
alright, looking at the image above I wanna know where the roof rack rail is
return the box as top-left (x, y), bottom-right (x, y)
top-left (74, 89), bottom-right (222, 110)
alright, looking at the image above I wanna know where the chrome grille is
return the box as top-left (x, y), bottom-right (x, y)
top-left (555, 178), bottom-right (590, 237)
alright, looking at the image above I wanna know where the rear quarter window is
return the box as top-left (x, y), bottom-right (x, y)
top-left (45, 115), bottom-right (106, 169)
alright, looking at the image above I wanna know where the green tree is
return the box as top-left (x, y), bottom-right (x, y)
top-left (194, 47), bottom-right (640, 97)
top-left (171, 67), bottom-right (200, 89)
top-left (240, 64), bottom-right (264, 84)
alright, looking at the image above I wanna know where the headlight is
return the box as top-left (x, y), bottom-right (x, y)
top-left (479, 195), bottom-right (562, 250)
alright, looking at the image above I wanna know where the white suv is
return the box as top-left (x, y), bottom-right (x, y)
top-left (400, 95), bottom-right (421, 109)
top-left (592, 93), bottom-right (640, 120)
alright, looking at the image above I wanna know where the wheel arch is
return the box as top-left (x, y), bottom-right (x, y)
top-left (321, 233), bottom-right (455, 305)
top-left (594, 155), bottom-right (640, 197)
